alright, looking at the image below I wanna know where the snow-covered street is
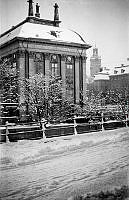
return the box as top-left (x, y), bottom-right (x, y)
top-left (0, 128), bottom-right (129, 200)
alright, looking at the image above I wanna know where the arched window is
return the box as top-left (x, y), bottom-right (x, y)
top-left (65, 56), bottom-right (74, 98)
top-left (50, 54), bottom-right (60, 77)
top-left (34, 53), bottom-right (45, 75)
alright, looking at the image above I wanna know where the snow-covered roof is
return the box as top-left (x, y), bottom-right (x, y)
top-left (110, 65), bottom-right (129, 76)
top-left (94, 71), bottom-right (109, 81)
top-left (0, 21), bottom-right (87, 46)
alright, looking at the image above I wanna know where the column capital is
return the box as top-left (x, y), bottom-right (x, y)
top-left (44, 53), bottom-right (50, 60)
top-left (61, 54), bottom-right (66, 62)
top-left (16, 50), bottom-right (25, 58)
top-left (75, 56), bottom-right (80, 61)
top-left (29, 51), bottom-right (35, 59)
top-left (82, 56), bottom-right (87, 61)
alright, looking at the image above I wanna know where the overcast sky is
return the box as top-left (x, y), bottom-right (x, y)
top-left (0, 0), bottom-right (129, 75)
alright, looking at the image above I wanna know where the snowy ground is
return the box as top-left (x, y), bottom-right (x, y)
top-left (0, 127), bottom-right (129, 200)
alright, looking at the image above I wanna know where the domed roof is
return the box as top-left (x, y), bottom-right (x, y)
top-left (0, 21), bottom-right (87, 47)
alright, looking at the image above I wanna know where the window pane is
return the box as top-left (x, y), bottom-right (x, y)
top-left (66, 63), bottom-right (74, 97)
top-left (52, 63), bottom-right (58, 76)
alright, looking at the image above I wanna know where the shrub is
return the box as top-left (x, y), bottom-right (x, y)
top-left (72, 185), bottom-right (129, 200)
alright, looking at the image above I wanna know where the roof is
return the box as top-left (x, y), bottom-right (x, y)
top-left (110, 65), bottom-right (129, 76)
top-left (94, 71), bottom-right (110, 81)
top-left (0, 19), bottom-right (89, 47)
top-left (93, 65), bottom-right (129, 81)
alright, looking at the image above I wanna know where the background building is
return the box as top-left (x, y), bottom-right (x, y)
top-left (109, 64), bottom-right (129, 91)
top-left (90, 46), bottom-right (101, 77)
top-left (93, 70), bottom-right (110, 93)
top-left (90, 64), bottom-right (129, 93)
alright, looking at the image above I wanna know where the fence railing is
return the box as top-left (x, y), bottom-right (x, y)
top-left (0, 113), bottom-right (129, 143)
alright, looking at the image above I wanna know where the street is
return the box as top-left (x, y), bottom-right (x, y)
top-left (0, 127), bottom-right (129, 200)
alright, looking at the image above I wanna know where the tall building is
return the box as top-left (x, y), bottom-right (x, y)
top-left (90, 46), bottom-right (101, 77)
top-left (0, 0), bottom-right (91, 121)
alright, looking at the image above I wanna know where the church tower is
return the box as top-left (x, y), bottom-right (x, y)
top-left (90, 46), bottom-right (101, 77)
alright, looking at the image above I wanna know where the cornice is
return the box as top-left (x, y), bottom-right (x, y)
top-left (0, 36), bottom-right (91, 50)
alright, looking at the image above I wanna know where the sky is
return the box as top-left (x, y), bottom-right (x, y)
top-left (0, 0), bottom-right (129, 75)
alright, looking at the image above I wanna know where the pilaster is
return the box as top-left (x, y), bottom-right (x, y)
top-left (17, 50), bottom-right (25, 79)
top-left (75, 56), bottom-right (80, 104)
top-left (44, 53), bottom-right (50, 76)
top-left (44, 53), bottom-right (50, 88)
top-left (82, 56), bottom-right (87, 102)
top-left (29, 51), bottom-right (35, 77)
top-left (16, 50), bottom-right (26, 111)
top-left (61, 54), bottom-right (66, 96)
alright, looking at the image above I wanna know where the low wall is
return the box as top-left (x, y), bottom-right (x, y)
top-left (0, 124), bottom-right (74, 142)
top-left (0, 120), bottom-right (128, 143)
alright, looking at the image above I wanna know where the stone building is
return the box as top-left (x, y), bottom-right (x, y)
top-left (0, 0), bottom-right (91, 121)
top-left (93, 70), bottom-right (110, 93)
top-left (90, 46), bottom-right (101, 77)
top-left (91, 64), bottom-right (129, 93)
top-left (109, 64), bottom-right (129, 91)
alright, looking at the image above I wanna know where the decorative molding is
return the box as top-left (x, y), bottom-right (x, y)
top-left (50, 54), bottom-right (58, 63)
top-left (74, 55), bottom-right (87, 62)
top-left (75, 56), bottom-right (80, 61)
top-left (82, 56), bottom-right (87, 61)
top-left (44, 53), bottom-right (50, 60)
top-left (66, 56), bottom-right (72, 64)
top-left (61, 54), bottom-right (66, 62)
top-left (61, 54), bottom-right (75, 63)
top-left (16, 50), bottom-right (25, 58)
top-left (33, 52), bottom-right (44, 61)
top-left (29, 51), bottom-right (35, 59)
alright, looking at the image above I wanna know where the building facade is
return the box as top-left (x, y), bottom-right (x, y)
top-left (0, 0), bottom-right (91, 121)
top-left (109, 65), bottom-right (129, 91)
top-left (91, 64), bottom-right (129, 93)
top-left (90, 47), bottom-right (101, 77)
top-left (93, 71), bottom-right (110, 93)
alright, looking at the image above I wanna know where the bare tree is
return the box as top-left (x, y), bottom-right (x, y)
top-left (0, 58), bottom-right (19, 123)
top-left (0, 58), bottom-right (19, 103)
top-left (20, 73), bottom-right (74, 123)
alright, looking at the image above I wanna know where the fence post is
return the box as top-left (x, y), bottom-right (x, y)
top-left (101, 112), bottom-right (105, 132)
top-left (125, 113), bottom-right (128, 128)
top-left (5, 121), bottom-right (10, 143)
top-left (41, 118), bottom-right (47, 140)
top-left (74, 115), bottom-right (78, 135)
